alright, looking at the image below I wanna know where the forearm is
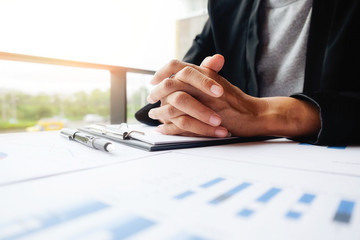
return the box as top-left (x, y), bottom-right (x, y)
top-left (260, 97), bottom-right (321, 138)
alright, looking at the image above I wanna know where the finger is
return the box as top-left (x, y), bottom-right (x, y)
top-left (156, 123), bottom-right (206, 137)
top-left (150, 59), bottom-right (195, 85)
top-left (148, 104), bottom-right (184, 122)
top-left (147, 67), bottom-right (223, 103)
top-left (156, 123), bottom-right (186, 135)
top-left (162, 115), bottom-right (229, 137)
top-left (166, 91), bottom-right (222, 127)
top-left (176, 67), bottom-right (223, 97)
top-left (200, 54), bottom-right (225, 73)
top-left (147, 78), bottom-right (194, 104)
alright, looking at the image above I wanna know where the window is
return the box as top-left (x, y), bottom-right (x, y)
top-left (0, 0), bottom-right (207, 133)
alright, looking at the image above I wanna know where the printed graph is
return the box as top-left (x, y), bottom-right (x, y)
top-left (173, 177), bottom-right (357, 225)
top-left (0, 176), bottom-right (358, 240)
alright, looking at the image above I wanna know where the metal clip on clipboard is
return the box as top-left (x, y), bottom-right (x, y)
top-left (80, 123), bottom-right (145, 140)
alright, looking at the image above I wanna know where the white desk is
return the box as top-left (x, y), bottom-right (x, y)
top-left (0, 131), bottom-right (359, 240)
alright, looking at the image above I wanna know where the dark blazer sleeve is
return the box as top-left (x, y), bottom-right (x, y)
top-left (182, 19), bottom-right (216, 65)
top-left (289, 0), bottom-right (360, 146)
top-left (291, 92), bottom-right (360, 146)
top-left (134, 101), bottom-right (161, 126)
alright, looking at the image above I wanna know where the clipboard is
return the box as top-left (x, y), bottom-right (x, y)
top-left (78, 124), bottom-right (275, 151)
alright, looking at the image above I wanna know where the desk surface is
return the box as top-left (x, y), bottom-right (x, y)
top-left (0, 131), bottom-right (359, 240)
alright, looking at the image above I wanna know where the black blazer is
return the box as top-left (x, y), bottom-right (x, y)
top-left (136, 0), bottom-right (360, 145)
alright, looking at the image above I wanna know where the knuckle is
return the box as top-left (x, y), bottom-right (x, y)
top-left (166, 105), bottom-right (177, 117)
top-left (163, 78), bottom-right (176, 91)
top-left (172, 92), bottom-right (188, 106)
top-left (176, 116), bottom-right (191, 130)
top-left (181, 66), bottom-right (195, 76)
top-left (168, 59), bottom-right (180, 69)
top-left (199, 76), bottom-right (213, 89)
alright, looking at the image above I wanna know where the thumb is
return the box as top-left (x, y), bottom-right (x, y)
top-left (200, 54), bottom-right (225, 73)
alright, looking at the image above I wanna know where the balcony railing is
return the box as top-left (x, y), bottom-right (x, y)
top-left (0, 51), bottom-right (155, 124)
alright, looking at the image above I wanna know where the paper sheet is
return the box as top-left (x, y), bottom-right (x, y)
top-left (176, 138), bottom-right (360, 177)
top-left (0, 150), bottom-right (359, 240)
top-left (0, 131), bottom-right (160, 186)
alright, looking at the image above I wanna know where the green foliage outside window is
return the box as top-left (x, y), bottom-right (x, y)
top-left (0, 86), bottom-right (148, 132)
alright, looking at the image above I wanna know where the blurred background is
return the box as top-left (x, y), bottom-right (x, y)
top-left (0, 0), bottom-right (208, 133)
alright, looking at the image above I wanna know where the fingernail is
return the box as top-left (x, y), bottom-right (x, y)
top-left (215, 128), bottom-right (228, 137)
top-left (202, 56), bottom-right (211, 65)
top-left (209, 115), bottom-right (221, 126)
top-left (147, 95), bottom-right (154, 103)
top-left (156, 124), bottom-right (164, 133)
top-left (210, 85), bottom-right (222, 96)
top-left (148, 109), bottom-right (155, 119)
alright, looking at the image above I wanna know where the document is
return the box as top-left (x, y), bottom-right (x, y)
top-left (0, 151), bottom-right (359, 240)
top-left (175, 138), bottom-right (360, 177)
top-left (0, 131), bottom-right (160, 186)
top-left (79, 124), bottom-right (274, 151)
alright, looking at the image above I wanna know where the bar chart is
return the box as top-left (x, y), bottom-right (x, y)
top-left (0, 150), bottom-right (359, 240)
top-left (172, 176), bottom-right (357, 225)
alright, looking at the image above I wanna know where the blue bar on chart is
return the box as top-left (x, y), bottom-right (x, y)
top-left (286, 193), bottom-right (316, 219)
top-left (257, 187), bottom-right (282, 203)
top-left (286, 211), bottom-right (302, 219)
top-left (173, 177), bottom-right (226, 200)
top-left (237, 208), bottom-right (255, 218)
top-left (199, 177), bottom-right (225, 188)
top-left (109, 216), bottom-right (156, 239)
top-left (298, 193), bottom-right (316, 204)
top-left (174, 190), bottom-right (195, 200)
top-left (209, 182), bottom-right (251, 205)
top-left (0, 200), bottom-right (110, 240)
top-left (237, 187), bottom-right (281, 218)
top-left (333, 200), bottom-right (355, 224)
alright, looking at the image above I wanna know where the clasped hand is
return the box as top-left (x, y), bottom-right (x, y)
top-left (147, 54), bottom-right (320, 138)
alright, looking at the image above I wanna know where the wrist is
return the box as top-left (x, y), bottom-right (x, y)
top-left (261, 97), bottom-right (321, 138)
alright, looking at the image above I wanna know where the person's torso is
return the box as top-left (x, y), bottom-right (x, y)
top-left (256, 0), bottom-right (313, 97)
